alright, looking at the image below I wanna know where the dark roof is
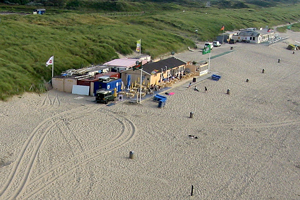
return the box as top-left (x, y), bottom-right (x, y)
top-left (142, 57), bottom-right (186, 74)
top-left (238, 28), bottom-right (274, 37)
top-left (238, 30), bottom-right (260, 37)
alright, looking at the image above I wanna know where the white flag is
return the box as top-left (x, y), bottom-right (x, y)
top-left (46, 56), bottom-right (54, 67)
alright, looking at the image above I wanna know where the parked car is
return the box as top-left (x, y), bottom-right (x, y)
top-left (213, 41), bottom-right (221, 47)
top-left (204, 42), bottom-right (213, 50)
top-left (229, 39), bottom-right (236, 44)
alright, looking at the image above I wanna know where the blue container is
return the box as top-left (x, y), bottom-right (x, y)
top-left (211, 74), bottom-right (221, 81)
top-left (153, 94), bottom-right (167, 102)
top-left (158, 100), bottom-right (166, 108)
top-left (158, 98), bottom-right (166, 108)
top-left (94, 79), bottom-right (122, 95)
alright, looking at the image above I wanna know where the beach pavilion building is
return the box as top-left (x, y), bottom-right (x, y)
top-left (120, 57), bottom-right (186, 88)
top-left (231, 28), bottom-right (275, 44)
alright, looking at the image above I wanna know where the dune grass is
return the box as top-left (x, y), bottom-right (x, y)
top-left (0, 3), bottom-right (300, 100)
top-left (277, 22), bottom-right (300, 33)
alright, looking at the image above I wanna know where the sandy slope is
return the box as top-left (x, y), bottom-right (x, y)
top-left (0, 31), bottom-right (300, 200)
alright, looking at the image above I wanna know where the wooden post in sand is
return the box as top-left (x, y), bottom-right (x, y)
top-left (227, 89), bottom-right (230, 95)
top-left (129, 151), bottom-right (134, 159)
top-left (190, 112), bottom-right (194, 118)
top-left (191, 185), bottom-right (194, 196)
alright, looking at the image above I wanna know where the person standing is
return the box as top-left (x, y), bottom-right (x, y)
top-left (205, 86), bottom-right (207, 92)
top-left (188, 82), bottom-right (192, 88)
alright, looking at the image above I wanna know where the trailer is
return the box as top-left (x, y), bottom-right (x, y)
top-left (33, 9), bottom-right (46, 15)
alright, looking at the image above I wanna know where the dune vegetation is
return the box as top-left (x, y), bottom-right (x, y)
top-left (0, 2), bottom-right (300, 100)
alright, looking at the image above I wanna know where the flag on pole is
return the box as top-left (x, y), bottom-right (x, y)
top-left (46, 56), bottom-right (54, 67)
top-left (132, 61), bottom-right (142, 71)
top-left (202, 45), bottom-right (211, 55)
top-left (220, 25), bottom-right (225, 31)
top-left (136, 39), bottom-right (141, 53)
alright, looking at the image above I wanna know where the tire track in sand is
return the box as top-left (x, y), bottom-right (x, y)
top-left (40, 93), bottom-right (52, 107)
top-left (220, 119), bottom-right (300, 129)
top-left (0, 105), bottom-right (95, 200)
top-left (19, 108), bottom-right (136, 199)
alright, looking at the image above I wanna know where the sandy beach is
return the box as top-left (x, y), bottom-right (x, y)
top-left (0, 30), bottom-right (300, 200)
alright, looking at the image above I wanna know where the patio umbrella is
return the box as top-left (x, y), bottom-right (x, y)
top-left (126, 75), bottom-right (131, 90)
top-left (121, 81), bottom-right (125, 91)
top-left (113, 88), bottom-right (117, 97)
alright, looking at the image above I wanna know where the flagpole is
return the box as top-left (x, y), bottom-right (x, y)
top-left (208, 52), bottom-right (211, 72)
top-left (140, 67), bottom-right (142, 103)
top-left (52, 56), bottom-right (54, 78)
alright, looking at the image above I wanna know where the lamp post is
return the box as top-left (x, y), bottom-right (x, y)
top-left (195, 29), bottom-right (198, 41)
top-left (136, 61), bottom-right (143, 104)
top-left (165, 66), bottom-right (168, 80)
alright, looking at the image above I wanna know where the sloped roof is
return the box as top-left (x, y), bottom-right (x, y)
top-left (238, 30), bottom-right (260, 37)
top-left (238, 28), bottom-right (274, 37)
top-left (257, 28), bottom-right (275, 35)
top-left (103, 58), bottom-right (140, 68)
top-left (142, 57), bottom-right (186, 74)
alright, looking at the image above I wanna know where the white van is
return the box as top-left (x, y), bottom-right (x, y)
top-left (213, 41), bottom-right (221, 47)
top-left (204, 42), bottom-right (213, 50)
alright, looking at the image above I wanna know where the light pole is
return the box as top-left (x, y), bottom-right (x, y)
top-left (136, 61), bottom-right (143, 104)
top-left (195, 29), bottom-right (198, 41)
top-left (165, 66), bottom-right (168, 80)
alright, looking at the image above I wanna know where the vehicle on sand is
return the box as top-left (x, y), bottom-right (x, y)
top-left (96, 90), bottom-right (115, 104)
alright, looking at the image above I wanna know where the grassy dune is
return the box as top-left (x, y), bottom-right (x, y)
top-left (0, 3), bottom-right (300, 100)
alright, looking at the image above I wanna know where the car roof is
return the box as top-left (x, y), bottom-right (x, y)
top-left (97, 90), bottom-right (111, 94)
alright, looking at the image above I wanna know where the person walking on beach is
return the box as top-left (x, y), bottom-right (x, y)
top-left (205, 86), bottom-right (207, 93)
top-left (188, 82), bottom-right (192, 88)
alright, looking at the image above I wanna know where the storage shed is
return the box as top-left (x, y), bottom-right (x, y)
top-left (52, 76), bottom-right (77, 93)
top-left (186, 61), bottom-right (209, 76)
top-left (77, 72), bottom-right (120, 96)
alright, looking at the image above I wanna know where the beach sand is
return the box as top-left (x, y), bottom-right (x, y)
top-left (0, 30), bottom-right (300, 199)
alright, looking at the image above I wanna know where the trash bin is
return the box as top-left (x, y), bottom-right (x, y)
top-left (193, 77), bottom-right (196, 82)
